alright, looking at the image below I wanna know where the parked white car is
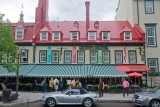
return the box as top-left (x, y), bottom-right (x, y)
top-left (42, 86), bottom-right (98, 107)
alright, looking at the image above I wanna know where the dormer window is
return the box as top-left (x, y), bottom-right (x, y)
top-left (70, 32), bottom-right (79, 40)
top-left (15, 29), bottom-right (24, 40)
top-left (124, 32), bottom-right (132, 40)
top-left (94, 21), bottom-right (99, 29)
top-left (52, 32), bottom-right (60, 40)
top-left (74, 21), bottom-right (79, 28)
top-left (102, 32), bottom-right (110, 40)
top-left (88, 32), bottom-right (96, 40)
top-left (40, 32), bottom-right (48, 40)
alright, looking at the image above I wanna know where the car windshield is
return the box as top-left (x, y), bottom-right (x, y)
top-left (61, 88), bottom-right (71, 94)
top-left (61, 87), bottom-right (89, 94)
top-left (151, 87), bottom-right (160, 93)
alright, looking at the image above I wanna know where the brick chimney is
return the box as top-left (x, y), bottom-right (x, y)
top-left (85, 1), bottom-right (90, 30)
top-left (34, 0), bottom-right (49, 40)
top-left (35, 0), bottom-right (49, 26)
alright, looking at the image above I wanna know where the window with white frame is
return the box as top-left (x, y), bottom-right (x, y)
top-left (128, 50), bottom-right (137, 63)
top-left (64, 51), bottom-right (72, 63)
top-left (20, 49), bottom-right (28, 63)
top-left (39, 50), bottom-right (47, 63)
top-left (40, 32), bottom-right (48, 40)
top-left (70, 32), bottom-right (79, 40)
top-left (103, 51), bottom-right (110, 63)
top-left (15, 29), bottom-right (24, 39)
top-left (145, 0), bottom-right (154, 14)
top-left (90, 51), bottom-right (97, 63)
top-left (102, 32), bottom-right (110, 40)
top-left (52, 32), bottom-right (60, 40)
top-left (52, 50), bottom-right (59, 63)
top-left (146, 24), bottom-right (156, 46)
top-left (77, 51), bottom-right (84, 63)
top-left (148, 58), bottom-right (158, 72)
top-left (115, 51), bottom-right (123, 63)
top-left (88, 32), bottom-right (96, 40)
top-left (124, 32), bottom-right (132, 40)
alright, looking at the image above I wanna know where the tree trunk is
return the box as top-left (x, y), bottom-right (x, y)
top-left (16, 64), bottom-right (19, 94)
top-left (16, 71), bottom-right (19, 94)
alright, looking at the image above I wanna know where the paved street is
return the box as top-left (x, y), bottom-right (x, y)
top-left (8, 101), bottom-right (135, 107)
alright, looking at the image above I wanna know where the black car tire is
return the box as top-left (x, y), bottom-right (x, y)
top-left (46, 98), bottom-right (56, 107)
top-left (83, 98), bottom-right (93, 107)
top-left (150, 100), bottom-right (160, 107)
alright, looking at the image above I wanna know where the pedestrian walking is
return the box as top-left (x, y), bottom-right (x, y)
top-left (59, 78), bottom-right (63, 91)
top-left (49, 78), bottom-right (53, 92)
top-left (122, 78), bottom-right (129, 97)
top-left (78, 80), bottom-right (82, 87)
top-left (53, 78), bottom-right (59, 91)
top-left (98, 79), bottom-right (104, 97)
top-left (41, 78), bottom-right (47, 93)
top-left (71, 79), bottom-right (76, 87)
top-left (33, 79), bottom-right (39, 91)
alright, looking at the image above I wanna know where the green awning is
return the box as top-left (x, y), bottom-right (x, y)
top-left (0, 65), bottom-right (35, 77)
top-left (26, 64), bottom-right (128, 77)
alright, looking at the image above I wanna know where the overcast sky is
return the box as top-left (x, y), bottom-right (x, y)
top-left (0, 0), bottom-right (119, 22)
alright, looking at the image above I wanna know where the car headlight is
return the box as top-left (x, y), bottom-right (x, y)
top-left (139, 96), bottom-right (148, 101)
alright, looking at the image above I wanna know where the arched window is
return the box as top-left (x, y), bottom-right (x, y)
top-left (94, 21), bottom-right (99, 29)
top-left (74, 21), bottom-right (79, 28)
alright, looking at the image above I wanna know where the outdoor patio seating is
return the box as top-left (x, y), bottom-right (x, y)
top-left (0, 83), bottom-right (18, 102)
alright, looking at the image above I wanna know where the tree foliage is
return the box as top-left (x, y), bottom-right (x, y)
top-left (0, 14), bottom-right (17, 63)
top-left (0, 13), bottom-right (19, 93)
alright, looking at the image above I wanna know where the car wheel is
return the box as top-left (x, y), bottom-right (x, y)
top-left (150, 100), bottom-right (160, 107)
top-left (46, 98), bottom-right (56, 107)
top-left (83, 98), bottom-right (93, 107)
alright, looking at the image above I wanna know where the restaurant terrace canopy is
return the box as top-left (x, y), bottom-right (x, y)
top-left (0, 64), bottom-right (128, 78)
top-left (116, 64), bottom-right (150, 72)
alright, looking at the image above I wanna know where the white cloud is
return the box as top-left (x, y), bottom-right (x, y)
top-left (0, 0), bottom-right (119, 22)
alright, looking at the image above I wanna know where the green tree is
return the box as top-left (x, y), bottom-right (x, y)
top-left (0, 13), bottom-right (19, 94)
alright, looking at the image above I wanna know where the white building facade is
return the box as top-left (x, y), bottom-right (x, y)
top-left (116, 0), bottom-right (160, 86)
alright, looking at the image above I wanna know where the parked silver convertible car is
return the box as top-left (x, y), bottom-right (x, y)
top-left (42, 87), bottom-right (98, 107)
top-left (132, 87), bottom-right (160, 107)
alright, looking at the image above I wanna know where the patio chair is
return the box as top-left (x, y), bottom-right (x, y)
top-left (0, 83), bottom-right (18, 102)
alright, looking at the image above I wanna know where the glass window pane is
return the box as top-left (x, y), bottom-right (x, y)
top-left (78, 51), bottom-right (84, 63)
top-left (90, 51), bottom-right (97, 63)
top-left (148, 59), bottom-right (158, 72)
top-left (146, 26), bottom-right (156, 46)
top-left (65, 51), bottom-right (71, 63)
top-left (129, 51), bottom-right (136, 63)
top-left (115, 51), bottom-right (122, 63)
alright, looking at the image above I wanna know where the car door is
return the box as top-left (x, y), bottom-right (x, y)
top-left (62, 89), bottom-right (81, 104)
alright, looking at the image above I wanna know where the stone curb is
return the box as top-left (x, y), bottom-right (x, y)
top-left (0, 100), bottom-right (41, 107)
top-left (98, 100), bottom-right (132, 103)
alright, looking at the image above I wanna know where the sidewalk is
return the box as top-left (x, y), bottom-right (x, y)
top-left (0, 92), bottom-right (133, 107)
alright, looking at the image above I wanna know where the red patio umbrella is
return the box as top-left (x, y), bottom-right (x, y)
top-left (128, 72), bottom-right (143, 85)
top-left (128, 72), bottom-right (143, 77)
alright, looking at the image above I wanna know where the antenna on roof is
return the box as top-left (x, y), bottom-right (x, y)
top-left (18, 3), bottom-right (24, 23)
top-left (21, 3), bottom-right (24, 12)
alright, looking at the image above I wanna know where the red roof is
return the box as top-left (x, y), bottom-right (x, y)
top-left (12, 23), bottom-right (35, 43)
top-left (11, 21), bottom-right (145, 44)
top-left (34, 21), bottom-right (145, 43)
